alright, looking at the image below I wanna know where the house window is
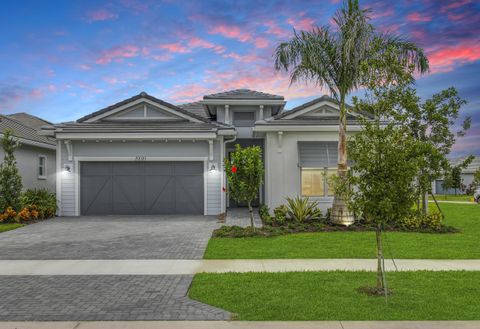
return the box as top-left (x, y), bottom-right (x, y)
top-left (233, 111), bottom-right (255, 126)
top-left (301, 168), bottom-right (336, 197)
top-left (38, 155), bottom-right (47, 179)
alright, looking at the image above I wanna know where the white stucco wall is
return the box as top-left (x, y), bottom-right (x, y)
top-left (265, 130), bottom-right (355, 214)
top-left (57, 139), bottom-right (222, 216)
top-left (0, 144), bottom-right (56, 192)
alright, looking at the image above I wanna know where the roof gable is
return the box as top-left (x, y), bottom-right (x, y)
top-left (203, 89), bottom-right (284, 100)
top-left (77, 92), bottom-right (208, 123)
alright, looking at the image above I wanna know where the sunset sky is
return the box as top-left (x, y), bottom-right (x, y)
top-left (0, 0), bottom-right (478, 156)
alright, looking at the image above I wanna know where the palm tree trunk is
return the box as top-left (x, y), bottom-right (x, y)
top-left (331, 95), bottom-right (354, 226)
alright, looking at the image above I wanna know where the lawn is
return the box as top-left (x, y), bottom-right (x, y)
top-left (0, 223), bottom-right (24, 233)
top-left (190, 271), bottom-right (480, 320)
top-left (429, 194), bottom-right (474, 202)
top-left (205, 203), bottom-right (480, 259)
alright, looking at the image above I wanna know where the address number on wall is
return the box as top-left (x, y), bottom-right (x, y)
top-left (135, 156), bottom-right (147, 161)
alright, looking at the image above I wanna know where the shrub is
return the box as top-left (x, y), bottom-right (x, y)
top-left (0, 207), bottom-right (17, 223)
top-left (285, 196), bottom-right (323, 222)
top-left (273, 205), bottom-right (288, 225)
top-left (398, 211), bottom-right (443, 231)
top-left (258, 204), bottom-right (273, 225)
top-left (20, 188), bottom-right (57, 219)
top-left (0, 129), bottom-right (23, 212)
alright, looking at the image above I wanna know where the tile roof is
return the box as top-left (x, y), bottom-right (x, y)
top-left (203, 89), bottom-right (284, 100)
top-left (0, 115), bottom-right (56, 147)
top-left (177, 101), bottom-right (210, 119)
top-left (77, 92), bottom-right (210, 123)
top-left (7, 112), bottom-right (52, 130)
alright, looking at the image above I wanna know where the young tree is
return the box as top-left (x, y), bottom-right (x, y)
top-left (333, 120), bottom-right (420, 295)
top-left (442, 157), bottom-right (474, 196)
top-left (0, 129), bottom-right (23, 212)
top-left (274, 0), bottom-right (428, 225)
top-left (224, 145), bottom-right (264, 229)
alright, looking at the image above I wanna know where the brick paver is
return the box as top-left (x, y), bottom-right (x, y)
top-left (0, 275), bottom-right (230, 321)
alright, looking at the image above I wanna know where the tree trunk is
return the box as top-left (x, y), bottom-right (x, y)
top-left (247, 200), bottom-right (255, 231)
top-left (331, 95), bottom-right (353, 226)
top-left (375, 224), bottom-right (384, 290)
top-left (422, 191), bottom-right (428, 215)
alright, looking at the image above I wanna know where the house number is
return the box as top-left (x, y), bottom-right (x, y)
top-left (135, 156), bottom-right (146, 161)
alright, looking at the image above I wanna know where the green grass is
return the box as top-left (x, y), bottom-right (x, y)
top-left (0, 223), bottom-right (24, 233)
top-left (190, 271), bottom-right (480, 320)
top-left (429, 194), bottom-right (474, 202)
top-left (205, 203), bottom-right (480, 259)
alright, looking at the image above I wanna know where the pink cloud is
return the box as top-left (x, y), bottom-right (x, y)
top-left (159, 42), bottom-right (190, 53)
top-left (254, 37), bottom-right (269, 48)
top-left (223, 52), bottom-right (262, 63)
top-left (188, 37), bottom-right (226, 53)
top-left (427, 41), bottom-right (480, 73)
top-left (209, 24), bottom-right (251, 42)
top-left (286, 17), bottom-right (315, 30)
top-left (96, 45), bottom-right (139, 64)
top-left (440, 0), bottom-right (472, 13)
top-left (102, 77), bottom-right (125, 85)
top-left (264, 20), bottom-right (290, 38)
top-left (79, 64), bottom-right (92, 71)
top-left (447, 12), bottom-right (468, 21)
top-left (77, 82), bottom-right (104, 94)
top-left (152, 54), bottom-right (173, 62)
top-left (407, 12), bottom-right (432, 22)
top-left (86, 9), bottom-right (118, 22)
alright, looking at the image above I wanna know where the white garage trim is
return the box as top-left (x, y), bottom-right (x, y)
top-left (74, 156), bottom-right (209, 216)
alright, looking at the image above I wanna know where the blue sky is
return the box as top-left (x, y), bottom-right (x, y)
top-left (0, 0), bottom-right (478, 155)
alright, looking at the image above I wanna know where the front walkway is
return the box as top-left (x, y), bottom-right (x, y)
top-left (225, 207), bottom-right (263, 227)
top-left (1, 321), bottom-right (479, 329)
top-left (2, 259), bottom-right (480, 275)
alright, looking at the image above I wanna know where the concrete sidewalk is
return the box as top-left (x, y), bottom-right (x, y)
top-left (428, 200), bottom-right (476, 204)
top-left (1, 259), bottom-right (480, 275)
top-left (1, 321), bottom-right (479, 329)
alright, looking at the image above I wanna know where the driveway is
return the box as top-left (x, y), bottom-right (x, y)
top-left (0, 215), bottom-right (220, 259)
top-left (0, 215), bottom-right (230, 321)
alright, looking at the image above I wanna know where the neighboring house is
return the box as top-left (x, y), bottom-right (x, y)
top-left (42, 90), bottom-right (369, 216)
top-left (0, 113), bottom-right (56, 192)
top-left (433, 156), bottom-right (480, 195)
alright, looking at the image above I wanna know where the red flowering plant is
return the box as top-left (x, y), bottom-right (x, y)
top-left (224, 144), bottom-right (264, 229)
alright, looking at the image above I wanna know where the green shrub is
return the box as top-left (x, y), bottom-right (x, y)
top-left (213, 225), bottom-right (261, 238)
top-left (258, 204), bottom-right (273, 225)
top-left (20, 188), bottom-right (57, 219)
top-left (285, 196), bottom-right (323, 222)
top-left (398, 211), bottom-right (443, 231)
top-left (273, 204), bottom-right (288, 225)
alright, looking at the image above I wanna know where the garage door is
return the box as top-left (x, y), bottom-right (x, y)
top-left (80, 162), bottom-right (204, 215)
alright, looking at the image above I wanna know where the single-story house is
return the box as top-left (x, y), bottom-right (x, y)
top-left (432, 156), bottom-right (480, 195)
top-left (0, 113), bottom-right (56, 192)
top-left (42, 89), bottom-right (368, 216)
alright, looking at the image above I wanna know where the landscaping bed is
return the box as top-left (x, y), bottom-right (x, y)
top-left (189, 271), bottom-right (480, 320)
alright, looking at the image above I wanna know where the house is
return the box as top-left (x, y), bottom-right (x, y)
top-left (42, 90), bottom-right (367, 216)
top-left (0, 113), bottom-right (56, 192)
top-left (433, 156), bottom-right (480, 195)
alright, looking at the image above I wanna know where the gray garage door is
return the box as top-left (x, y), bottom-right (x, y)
top-left (80, 162), bottom-right (204, 215)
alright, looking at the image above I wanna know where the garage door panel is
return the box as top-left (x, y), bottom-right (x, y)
top-left (81, 161), bottom-right (204, 215)
top-left (81, 175), bottom-right (113, 215)
top-left (113, 175), bottom-right (144, 214)
top-left (175, 176), bottom-right (203, 214)
top-left (144, 176), bottom-right (175, 214)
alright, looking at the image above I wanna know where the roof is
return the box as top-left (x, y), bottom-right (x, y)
top-left (203, 89), bottom-right (284, 100)
top-left (0, 115), bottom-right (56, 147)
top-left (177, 101), bottom-right (210, 119)
top-left (53, 120), bottom-right (230, 133)
top-left (274, 95), bottom-right (374, 120)
top-left (7, 112), bottom-right (52, 130)
top-left (77, 92), bottom-right (210, 123)
top-left (255, 118), bottom-right (364, 126)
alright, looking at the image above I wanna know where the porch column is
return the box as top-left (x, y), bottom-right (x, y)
top-left (259, 105), bottom-right (264, 121)
top-left (225, 105), bottom-right (230, 124)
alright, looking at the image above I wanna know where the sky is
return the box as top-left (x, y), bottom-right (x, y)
top-left (0, 0), bottom-right (479, 156)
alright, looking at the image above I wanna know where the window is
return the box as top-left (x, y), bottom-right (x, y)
top-left (233, 111), bottom-right (255, 127)
top-left (301, 167), bottom-right (336, 197)
top-left (38, 155), bottom-right (47, 179)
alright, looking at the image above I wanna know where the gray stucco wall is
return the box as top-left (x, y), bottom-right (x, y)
top-left (0, 144), bottom-right (56, 192)
top-left (265, 130), bottom-right (354, 214)
top-left (58, 139), bottom-right (222, 216)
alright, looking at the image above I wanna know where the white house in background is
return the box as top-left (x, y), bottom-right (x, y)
top-left (433, 156), bottom-right (480, 195)
top-left (0, 113), bottom-right (56, 192)
top-left (41, 89), bottom-right (370, 217)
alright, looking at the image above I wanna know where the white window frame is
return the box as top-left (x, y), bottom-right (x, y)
top-left (38, 155), bottom-right (47, 179)
top-left (301, 167), bottom-right (337, 197)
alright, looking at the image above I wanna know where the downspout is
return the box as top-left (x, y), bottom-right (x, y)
top-left (223, 135), bottom-right (237, 212)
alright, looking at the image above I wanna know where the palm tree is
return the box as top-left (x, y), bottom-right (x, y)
top-left (274, 0), bottom-right (429, 225)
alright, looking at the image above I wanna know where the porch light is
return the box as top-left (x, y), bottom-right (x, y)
top-left (63, 163), bottom-right (72, 173)
top-left (209, 162), bottom-right (218, 172)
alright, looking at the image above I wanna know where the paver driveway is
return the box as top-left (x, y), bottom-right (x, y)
top-left (0, 215), bottom-right (219, 259)
top-left (0, 215), bottom-right (230, 320)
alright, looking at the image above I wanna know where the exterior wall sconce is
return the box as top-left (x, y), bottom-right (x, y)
top-left (63, 163), bottom-right (72, 173)
top-left (209, 162), bottom-right (218, 172)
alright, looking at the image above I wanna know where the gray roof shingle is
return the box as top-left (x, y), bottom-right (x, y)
top-left (203, 89), bottom-right (284, 100)
top-left (177, 101), bottom-right (210, 119)
top-left (0, 115), bottom-right (56, 146)
top-left (7, 113), bottom-right (52, 130)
